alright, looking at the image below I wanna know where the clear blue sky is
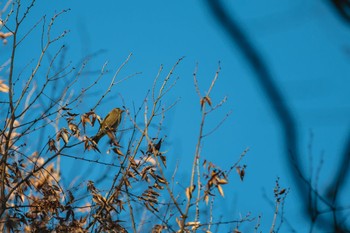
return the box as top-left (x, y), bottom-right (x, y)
top-left (10, 0), bottom-right (350, 232)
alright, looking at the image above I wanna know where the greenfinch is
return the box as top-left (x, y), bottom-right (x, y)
top-left (92, 108), bottom-right (124, 144)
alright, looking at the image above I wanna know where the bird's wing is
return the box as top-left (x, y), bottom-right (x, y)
top-left (104, 112), bottom-right (111, 121)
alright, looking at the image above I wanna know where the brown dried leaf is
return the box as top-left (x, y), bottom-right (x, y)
top-left (66, 116), bottom-right (75, 122)
top-left (240, 168), bottom-right (245, 181)
top-left (0, 32), bottom-right (13, 39)
top-left (155, 138), bottom-right (162, 151)
top-left (152, 224), bottom-right (166, 233)
top-left (217, 185), bottom-right (224, 197)
top-left (236, 166), bottom-right (245, 181)
top-left (203, 159), bottom-right (207, 168)
top-left (148, 188), bottom-right (160, 197)
top-left (62, 107), bottom-right (72, 111)
top-left (87, 180), bottom-right (97, 193)
top-left (0, 80), bottom-right (9, 93)
top-left (124, 178), bottom-right (132, 188)
top-left (67, 112), bottom-right (79, 117)
top-left (279, 188), bottom-right (286, 195)
top-left (127, 171), bottom-right (137, 179)
top-left (129, 157), bottom-right (139, 168)
top-left (144, 202), bottom-right (152, 212)
top-left (204, 193), bottom-right (209, 205)
top-left (156, 175), bottom-right (167, 184)
top-left (160, 154), bottom-right (166, 167)
top-left (217, 178), bottom-right (228, 185)
top-left (187, 221), bottom-right (200, 230)
top-left (57, 128), bottom-right (69, 144)
top-left (141, 173), bottom-right (150, 183)
top-left (236, 166), bottom-right (241, 176)
top-left (90, 139), bottom-right (100, 153)
top-left (96, 114), bottom-right (102, 125)
top-left (68, 122), bottom-right (80, 137)
top-left (176, 218), bottom-right (182, 228)
top-left (90, 113), bottom-right (97, 126)
top-left (113, 147), bottom-right (124, 156)
top-left (205, 95), bottom-right (212, 106)
top-left (48, 138), bottom-right (57, 152)
top-left (200, 98), bottom-right (205, 109)
top-left (81, 114), bottom-right (91, 131)
top-left (185, 185), bottom-right (196, 200)
top-left (153, 182), bottom-right (163, 190)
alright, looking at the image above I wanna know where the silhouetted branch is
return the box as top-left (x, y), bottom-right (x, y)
top-left (205, 0), bottom-right (307, 215)
top-left (329, 0), bottom-right (350, 24)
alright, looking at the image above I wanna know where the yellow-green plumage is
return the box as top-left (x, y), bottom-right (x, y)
top-left (92, 108), bottom-right (124, 144)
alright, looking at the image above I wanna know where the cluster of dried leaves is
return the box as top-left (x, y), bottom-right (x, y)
top-left (0, 1), bottom-right (284, 232)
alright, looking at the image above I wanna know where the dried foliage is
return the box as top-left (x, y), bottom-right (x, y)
top-left (0, 1), bottom-right (286, 232)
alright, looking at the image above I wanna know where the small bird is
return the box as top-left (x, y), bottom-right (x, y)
top-left (92, 108), bottom-right (124, 144)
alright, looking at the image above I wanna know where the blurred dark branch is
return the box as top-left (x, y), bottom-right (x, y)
top-left (330, 0), bottom-right (350, 24)
top-left (327, 132), bottom-right (350, 202)
top-left (205, 0), bottom-right (307, 214)
top-left (325, 132), bottom-right (350, 231)
top-left (325, 2), bottom-right (350, 230)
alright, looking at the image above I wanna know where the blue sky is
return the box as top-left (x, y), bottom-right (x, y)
top-left (5, 0), bottom-right (350, 232)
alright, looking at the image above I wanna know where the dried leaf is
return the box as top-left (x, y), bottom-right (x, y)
top-left (113, 147), bottom-right (124, 156)
top-left (129, 157), bottom-right (139, 168)
top-left (148, 188), bottom-right (160, 197)
top-left (124, 177), bottom-right (132, 188)
top-left (96, 114), bottom-right (102, 125)
top-left (217, 178), bottom-right (228, 185)
top-left (185, 185), bottom-right (196, 200)
top-left (156, 175), bottom-right (167, 184)
top-left (67, 112), bottom-right (79, 117)
top-left (68, 122), bottom-right (80, 137)
top-left (240, 167), bottom-right (245, 181)
top-left (187, 221), bottom-right (200, 230)
top-left (203, 159), bottom-right (207, 168)
top-left (87, 180), bottom-right (97, 193)
top-left (279, 188), bottom-right (286, 195)
top-left (236, 166), bottom-right (241, 176)
top-left (48, 138), bottom-right (57, 152)
top-left (217, 185), bottom-right (224, 197)
top-left (200, 96), bottom-right (212, 109)
top-left (204, 193), bottom-right (209, 205)
top-left (160, 154), bottom-right (166, 167)
top-left (153, 182), bottom-right (164, 190)
top-left (200, 98), bottom-right (205, 109)
top-left (176, 218), bottom-right (182, 228)
top-left (152, 224), bottom-right (166, 233)
top-left (13, 120), bottom-right (20, 127)
top-left (155, 138), bottom-right (162, 151)
top-left (205, 95), bottom-right (212, 106)
top-left (57, 128), bottom-right (69, 144)
top-left (81, 114), bottom-right (90, 131)
top-left (66, 116), bottom-right (75, 122)
top-left (144, 202), bottom-right (152, 212)
top-left (0, 80), bottom-right (9, 93)
top-left (81, 111), bottom-right (98, 131)
top-left (0, 32), bottom-right (13, 39)
top-left (236, 166), bottom-right (245, 181)
top-left (144, 156), bottom-right (156, 165)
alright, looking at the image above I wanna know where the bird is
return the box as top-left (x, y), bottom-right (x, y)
top-left (92, 108), bottom-right (124, 144)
